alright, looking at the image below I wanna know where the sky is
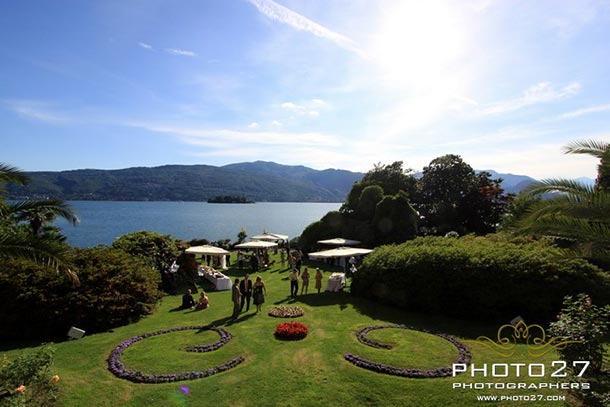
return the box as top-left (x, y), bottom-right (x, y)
top-left (1, 0), bottom-right (610, 179)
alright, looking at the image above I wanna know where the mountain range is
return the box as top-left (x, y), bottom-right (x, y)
top-left (6, 161), bottom-right (595, 202)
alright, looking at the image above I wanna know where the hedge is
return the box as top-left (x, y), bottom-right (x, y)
top-left (351, 234), bottom-right (610, 322)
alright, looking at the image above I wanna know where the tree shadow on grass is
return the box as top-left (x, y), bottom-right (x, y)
top-left (297, 290), bottom-right (490, 339)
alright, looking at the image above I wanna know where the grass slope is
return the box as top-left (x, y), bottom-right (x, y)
top-left (3, 253), bottom-right (575, 407)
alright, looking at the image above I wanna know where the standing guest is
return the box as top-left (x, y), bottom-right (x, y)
top-left (280, 250), bottom-right (286, 267)
top-left (315, 268), bottom-right (323, 294)
top-left (253, 276), bottom-right (267, 314)
top-left (295, 255), bottom-right (303, 274)
top-left (239, 273), bottom-right (253, 312)
top-left (288, 269), bottom-right (299, 298)
top-left (206, 255), bottom-right (211, 266)
top-left (231, 278), bottom-right (242, 319)
top-left (300, 267), bottom-right (310, 295)
top-left (181, 289), bottom-right (196, 309)
top-left (250, 253), bottom-right (259, 272)
top-left (226, 253), bottom-right (231, 267)
top-left (348, 256), bottom-right (357, 271)
top-left (196, 290), bottom-right (210, 310)
top-left (237, 251), bottom-right (245, 270)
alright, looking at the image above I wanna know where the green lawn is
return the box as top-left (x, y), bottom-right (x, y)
top-left (2, 253), bottom-right (578, 406)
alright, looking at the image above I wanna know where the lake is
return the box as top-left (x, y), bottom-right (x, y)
top-left (55, 201), bottom-right (341, 247)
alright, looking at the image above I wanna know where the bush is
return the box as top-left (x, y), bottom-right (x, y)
top-left (548, 294), bottom-right (610, 406)
top-left (0, 247), bottom-right (161, 340)
top-left (0, 346), bottom-right (59, 407)
top-left (352, 234), bottom-right (610, 322)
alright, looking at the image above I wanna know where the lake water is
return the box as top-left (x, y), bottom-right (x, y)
top-left (55, 201), bottom-right (341, 247)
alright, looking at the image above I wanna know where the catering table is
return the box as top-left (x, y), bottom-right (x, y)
top-left (198, 267), bottom-right (232, 291)
top-left (325, 272), bottom-right (346, 292)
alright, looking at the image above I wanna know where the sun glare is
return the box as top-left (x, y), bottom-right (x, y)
top-left (368, 1), bottom-right (468, 89)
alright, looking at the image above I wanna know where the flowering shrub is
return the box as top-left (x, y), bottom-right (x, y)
top-left (0, 346), bottom-right (60, 407)
top-left (549, 294), bottom-right (610, 407)
top-left (274, 322), bottom-right (308, 340)
top-left (107, 326), bottom-right (244, 383)
top-left (268, 306), bottom-right (304, 318)
top-left (345, 325), bottom-right (471, 378)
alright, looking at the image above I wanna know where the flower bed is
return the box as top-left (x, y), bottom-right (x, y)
top-left (107, 325), bottom-right (244, 383)
top-left (274, 322), bottom-right (308, 340)
top-left (344, 324), bottom-right (471, 378)
top-left (268, 305), bottom-right (304, 318)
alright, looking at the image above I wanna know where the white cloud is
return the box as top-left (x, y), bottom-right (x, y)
top-left (246, 0), bottom-right (365, 57)
top-left (138, 42), bottom-right (153, 50)
top-left (479, 82), bottom-right (581, 115)
top-left (3, 100), bottom-right (69, 123)
top-left (308, 111), bottom-right (319, 117)
top-left (311, 98), bottom-right (327, 106)
top-left (165, 48), bottom-right (197, 57)
top-left (247, 122), bottom-right (260, 128)
top-left (271, 120), bottom-right (282, 126)
top-left (280, 102), bottom-right (303, 110)
top-left (555, 104), bottom-right (610, 120)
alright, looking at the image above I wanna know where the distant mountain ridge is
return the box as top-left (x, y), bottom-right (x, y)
top-left (6, 161), bottom-right (364, 202)
top-left (6, 161), bottom-right (595, 202)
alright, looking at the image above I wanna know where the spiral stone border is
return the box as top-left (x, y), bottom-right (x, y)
top-left (107, 325), bottom-right (244, 383)
top-left (344, 324), bottom-right (471, 378)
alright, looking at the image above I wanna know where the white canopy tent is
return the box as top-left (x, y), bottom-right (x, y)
top-left (308, 246), bottom-right (372, 259)
top-left (308, 246), bottom-right (373, 269)
top-left (251, 232), bottom-right (289, 242)
top-left (185, 245), bottom-right (230, 269)
top-left (317, 237), bottom-right (361, 247)
top-left (234, 241), bottom-right (278, 249)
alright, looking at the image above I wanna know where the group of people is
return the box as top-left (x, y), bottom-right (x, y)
top-left (232, 273), bottom-right (267, 318)
top-left (180, 288), bottom-right (209, 311)
top-left (288, 267), bottom-right (323, 298)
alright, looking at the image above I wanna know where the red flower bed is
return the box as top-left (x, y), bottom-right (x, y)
top-left (274, 322), bottom-right (308, 340)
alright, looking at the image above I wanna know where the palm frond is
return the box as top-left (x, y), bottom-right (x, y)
top-left (523, 178), bottom-right (594, 197)
top-left (0, 163), bottom-right (29, 186)
top-left (7, 200), bottom-right (79, 225)
top-left (0, 232), bottom-right (79, 286)
top-left (563, 139), bottom-right (610, 158)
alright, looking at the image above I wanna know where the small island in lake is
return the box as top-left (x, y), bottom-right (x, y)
top-left (207, 195), bottom-right (255, 204)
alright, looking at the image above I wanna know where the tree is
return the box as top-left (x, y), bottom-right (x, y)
top-left (416, 155), bottom-right (510, 235)
top-left (372, 192), bottom-right (418, 244)
top-left (112, 230), bottom-right (180, 293)
top-left (341, 161), bottom-right (417, 214)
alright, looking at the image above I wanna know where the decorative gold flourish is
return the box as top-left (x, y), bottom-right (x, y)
top-left (477, 320), bottom-right (582, 358)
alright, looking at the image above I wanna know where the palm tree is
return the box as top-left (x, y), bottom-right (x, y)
top-left (0, 163), bottom-right (79, 282)
top-left (563, 139), bottom-right (610, 191)
top-left (516, 140), bottom-right (610, 262)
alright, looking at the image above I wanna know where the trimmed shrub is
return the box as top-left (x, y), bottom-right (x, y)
top-left (352, 234), bottom-right (610, 322)
top-left (0, 247), bottom-right (161, 340)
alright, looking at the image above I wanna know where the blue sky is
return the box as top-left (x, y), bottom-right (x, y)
top-left (2, 0), bottom-right (610, 179)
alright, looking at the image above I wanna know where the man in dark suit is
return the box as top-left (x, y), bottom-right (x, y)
top-left (239, 273), bottom-right (253, 312)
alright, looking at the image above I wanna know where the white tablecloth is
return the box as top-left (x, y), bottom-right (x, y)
top-left (326, 272), bottom-right (346, 292)
top-left (199, 267), bottom-right (232, 291)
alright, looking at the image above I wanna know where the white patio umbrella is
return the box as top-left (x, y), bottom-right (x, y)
top-left (185, 245), bottom-right (230, 269)
top-left (317, 237), bottom-right (361, 246)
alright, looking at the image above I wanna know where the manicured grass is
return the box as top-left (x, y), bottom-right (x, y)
top-left (2, 253), bottom-right (577, 406)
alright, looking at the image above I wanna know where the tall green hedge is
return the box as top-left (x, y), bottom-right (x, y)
top-left (351, 234), bottom-right (610, 322)
top-left (0, 247), bottom-right (161, 340)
